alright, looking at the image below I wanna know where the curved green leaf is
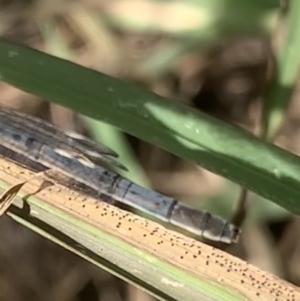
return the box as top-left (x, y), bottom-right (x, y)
top-left (0, 39), bottom-right (300, 215)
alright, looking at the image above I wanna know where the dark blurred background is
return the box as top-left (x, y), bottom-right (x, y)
top-left (0, 0), bottom-right (300, 300)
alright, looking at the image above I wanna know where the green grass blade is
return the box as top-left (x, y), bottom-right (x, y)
top-left (262, 0), bottom-right (300, 140)
top-left (0, 170), bottom-right (245, 301)
top-left (39, 19), bottom-right (150, 188)
top-left (1, 40), bottom-right (300, 214)
top-left (1, 158), bottom-right (299, 301)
